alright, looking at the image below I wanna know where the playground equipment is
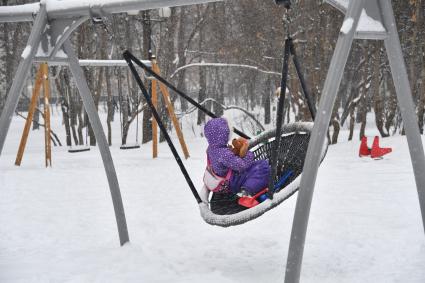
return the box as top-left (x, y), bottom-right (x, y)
top-left (0, 0), bottom-right (220, 247)
top-left (359, 136), bottom-right (371, 157)
top-left (119, 0), bottom-right (322, 227)
top-left (0, 0), bottom-right (423, 282)
top-left (116, 54), bottom-right (190, 157)
top-left (370, 136), bottom-right (393, 159)
top-left (15, 62), bottom-right (52, 167)
top-left (359, 136), bottom-right (393, 158)
top-left (117, 72), bottom-right (141, 150)
top-left (284, 1), bottom-right (425, 282)
top-left (68, 123), bottom-right (91, 153)
top-left (149, 56), bottom-right (190, 159)
top-left (123, 3), bottom-right (323, 225)
top-left (47, 59), bottom-right (149, 153)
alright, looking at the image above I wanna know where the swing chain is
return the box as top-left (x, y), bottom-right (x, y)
top-left (283, 5), bottom-right (292, 39)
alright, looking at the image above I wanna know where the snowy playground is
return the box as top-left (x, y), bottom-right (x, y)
top-left (2, 0), bottom-right (425, 282)
top-left (1, 113), bottom-right (425, 282)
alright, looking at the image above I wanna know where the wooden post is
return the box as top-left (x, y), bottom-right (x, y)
top-left (41, 63), bottom-right (52, 167)
top-left (15, 65), bottom-right (44, 166)
top-left (152, 61), bottom-right (190, 159)
top-left (152, 72), bottom-right (158, 158)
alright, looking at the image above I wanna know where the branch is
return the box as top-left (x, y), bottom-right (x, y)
top-left (15, 112), bottom-right (62, 146)
top-left (125, 102), bottom-right (148, 127)
top-left (184, 5), bottom-right (211, 51)
top-left (170, 62), bottom-right (282, 79)
top-left (177, 98), bottom-right (265, 131)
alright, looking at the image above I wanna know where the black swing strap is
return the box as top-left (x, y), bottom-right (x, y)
top-left (123, 52), bottom-right (203, 204)
top-left (123, 51), bottom-right (250, 140)
top-left (268, 37), bottom-right (291, 199)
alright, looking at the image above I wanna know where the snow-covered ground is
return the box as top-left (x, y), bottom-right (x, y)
top-left (1, 112), bottom-right (425, 283)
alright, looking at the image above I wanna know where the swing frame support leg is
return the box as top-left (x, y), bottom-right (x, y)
top-left (15, 62), bottom-right (52, 167)
top-left (157, 79), bottom-right (190, 159)
top-left (15, 65), bottom-right (45, 166)
top-left (0, 5), bottom-right (47, 154)
top-left (0, 7), bottom-right (129, 246)
top-left (284, 1), bottom-right (365, 282)
top-left (381, 0), bottom-right (425, 232)
top-left (41, 63), bottom-right (52, 167)
top-left (63, 39), bottom-right (129, 246)
top-left (285, 0), bottom-right (425, 282)
top-left (150, 58), bottom-right (190, 159)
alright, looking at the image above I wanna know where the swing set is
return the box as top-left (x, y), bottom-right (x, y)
top-left (15, 58), bottom-right (189, 158)
top-left (115, 55), bottom-right (190, 158)
top-left (0, 1), bottom-right (424, 283)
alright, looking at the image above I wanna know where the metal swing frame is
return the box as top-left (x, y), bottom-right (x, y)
top-left (0, 0), bottom-right (221, 246)
top-left (284, 1), bottom-right (425, 282)
top-left (0, 0), bottom-right (423, 279)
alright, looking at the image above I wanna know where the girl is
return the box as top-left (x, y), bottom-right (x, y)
top-left (204, 118), bottom-right (270, 195)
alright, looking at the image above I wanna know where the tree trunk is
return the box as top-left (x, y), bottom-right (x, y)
top-left (176, 7), bottom-right (188, 111)
top-left (263, 78), bottom-right (271, 125)
top-left (331, 119), bottom-right (340, 144)
top-left (55, 70), bottom-right (72, 146)
top-left (384, 73), bottom-right (398, 134)
top-left (142, 11), bottom-right (153, 143)
top-left (106, 68), bottom-right (114, 145)
top-left (197, 66), bottom-right (207, 125)
top-left (417, 69), bottom-right (425, 134)
top-left (348, 105), bottom-right (355, 141)
top-left (77, 110), bottom-right (85, 145)
top-left (373, 47), bottom-right (390, 137)
top-left (118, 68), bottom-right (129, 145)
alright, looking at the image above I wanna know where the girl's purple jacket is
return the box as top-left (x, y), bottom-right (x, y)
top-left (204, 118), bottom-right (270, 194)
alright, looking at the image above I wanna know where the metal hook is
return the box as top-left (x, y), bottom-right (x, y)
top-left (89, 6), bottom-right (112, 34)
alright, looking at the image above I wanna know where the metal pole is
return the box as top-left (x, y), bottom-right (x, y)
top-left (380, 0), bottom-right (425, 233)
top-left (0, 5), bottom-right (47, 154)
top-left (0, 0), bottom-right (225, 23)
top-left (284, 1), bottom-right (365, 282)
top-left (0, 3), bottom-right (40, 22)
top-left (63, 40), bottom-right (130, 246)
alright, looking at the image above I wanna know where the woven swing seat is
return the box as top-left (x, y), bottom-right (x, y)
top-left (198, 122), bottom-right (327, 227)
